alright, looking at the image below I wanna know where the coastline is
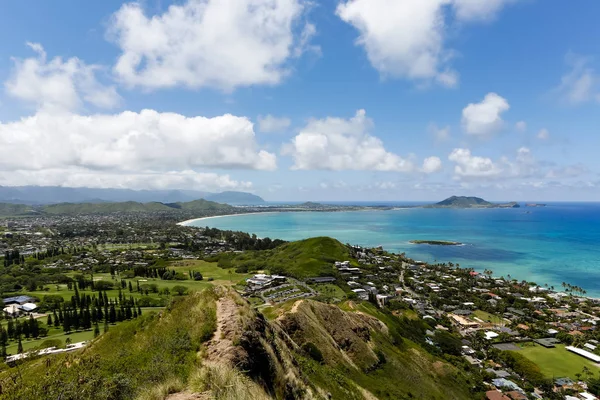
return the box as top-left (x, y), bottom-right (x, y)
top-left (177, 211), bottom-right (280, 226)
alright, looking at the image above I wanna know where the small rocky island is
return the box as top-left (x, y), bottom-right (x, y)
top-left (426, 196), bottom-right (520, 209)
top-left (410, 240), bottom-right (462, 246)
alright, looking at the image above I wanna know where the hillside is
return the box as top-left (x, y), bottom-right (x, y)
top-left (217, 237), bottom-right (351, 278)
top-left (1, 287), bottom-right (476, 399)
top-left (204, 191), bottom-right (265, 204)
top-left (0, 198), bottom-right (235, 216)
top-left (429, 196), bottom-right (520, 208)
top-left (0, 186), bottom-right (264, 205)
top-left (0, 203), bottom-right (39, 217)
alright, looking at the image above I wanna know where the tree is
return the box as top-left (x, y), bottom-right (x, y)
top-left (94, 323), bottom-right (100, 338)
top-left (103, 320), bottom-right (109, 333)
top-left (172, 285), bottom-right (188, 296)
top-left (17, 337), bottom-right (23, 354)
top-left (47, 314), bottom-right (53, 327)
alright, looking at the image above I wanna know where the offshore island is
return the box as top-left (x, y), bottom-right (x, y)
top-left (410, 240), bottom-right (463, 246)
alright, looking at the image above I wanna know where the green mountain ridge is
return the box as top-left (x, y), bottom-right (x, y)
top-left (0, 198), bottom-right (235, 217)
top-left (216, 237), bottom-right (351, 278)
top-left (1, 287), bottom-right (474, 399)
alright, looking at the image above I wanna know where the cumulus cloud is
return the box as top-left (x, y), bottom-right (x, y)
top-left (553, 54), bottom-right (600, 105)
top-left (448, 148), bottom-right (502, 178)
top-left (108, 0), bottom-right (315, 90)
top-left (0, 109), bottom-right (275, 188)
top-left (422, 157), bottom-right (443, 174)
top-left (448, 146), bottom-right (543, 180)
top-left (5, 43), bottom-right (120, 112)
top-left (537, 128), bottom-right (550, 140)
top-left (0, 110), bottom-right (275, 172)
top-left (452, 0), bottom-right (516, 21)
top-left (283, 109), bottom-right (416, 171)
top-left (336, 0), bottom-right (516, 87)
top-left (429, 123), bottom-right (451, 142)
top-left (461, 92), bottom-right (510, 136)
top-left (257, 114), bottom-right (291, 133)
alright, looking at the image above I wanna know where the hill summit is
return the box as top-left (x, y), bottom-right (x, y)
top-left (431, 196), bottom-right (519, 208)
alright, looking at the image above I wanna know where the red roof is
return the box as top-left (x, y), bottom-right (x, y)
top-left (486, 390), bottom-right (510, 400)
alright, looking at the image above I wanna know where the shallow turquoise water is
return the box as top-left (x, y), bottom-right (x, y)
top-left (185, 204), bottom-right (600, 296)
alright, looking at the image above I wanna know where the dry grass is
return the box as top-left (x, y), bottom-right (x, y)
top-left (135, 378), bottom-right (185, 400)
top-left (189, 363), bottom-right (271, 400)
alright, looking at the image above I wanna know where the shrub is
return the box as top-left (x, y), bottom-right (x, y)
top-left (301, 342), bottom-right (324, 363)
top-left (172, 285), bottom-right (188, 296)
top-left (94, 280), bottom-right (114, 291)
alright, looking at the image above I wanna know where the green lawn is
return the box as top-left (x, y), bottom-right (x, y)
top-left (19, 261), bottom-right (248, 303)
top-left (310, 283), bottom-right (347, 302)
top-left (473, 310), bottom-right (504, 325)
top-left (169, 259), bottom-right (253, 284)
top-left (515, 344), bottom-right (599, 379)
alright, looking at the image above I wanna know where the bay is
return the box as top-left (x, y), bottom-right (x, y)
top-left (184, 202), bottom-right (600, 297)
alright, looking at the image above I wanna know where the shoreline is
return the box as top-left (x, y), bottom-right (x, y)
top-left (177, 211), bottom-right (280, 226)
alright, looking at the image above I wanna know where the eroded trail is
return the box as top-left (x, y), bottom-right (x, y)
top-left (204, 295), bottom-right (242, 366)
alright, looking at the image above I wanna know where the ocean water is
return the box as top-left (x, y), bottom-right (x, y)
top-left (185, 203), bottom-right (600, 297)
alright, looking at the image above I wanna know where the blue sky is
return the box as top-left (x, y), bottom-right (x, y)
top-left (0, 0), bottom-right (599, 201)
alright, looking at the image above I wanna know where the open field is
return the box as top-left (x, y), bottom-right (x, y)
top-left (473, 309), bottom-right (504, 325)
top-left (16, 261), bottom-right (249, 304)
top-left (169, 259), bottom-right (253, 285)
top-left (309, 283), bottom-right (347, 302)
top-left (514, 343), bottom-right (600, 379)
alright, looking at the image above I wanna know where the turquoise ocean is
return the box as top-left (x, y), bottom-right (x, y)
top-left (184, 203), bottom-right (600, 297)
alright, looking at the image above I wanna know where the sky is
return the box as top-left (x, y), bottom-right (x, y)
top-left (0, 0), bottom-right (599, 202)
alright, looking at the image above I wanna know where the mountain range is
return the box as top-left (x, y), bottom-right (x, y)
top-left (0, 186), bottom-right (264, 205)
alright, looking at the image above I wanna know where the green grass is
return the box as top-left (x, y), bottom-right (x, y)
top-left (169, 259), bottom-right (252, 284)
top-left (221, 237), bottom-right (352, 279)
top-left (18, 262), bottom-right (247, 305)
top-left (514, 344), bottom-right (599, 379)
top-left (473, 310), bottom-right (504, 324)
top-left (0, 290), bottom-right (218, 399)
top-left (310, 283), bottom-right (347, 302)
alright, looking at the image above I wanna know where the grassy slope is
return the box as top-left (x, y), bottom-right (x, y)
top-left (0, 290), bottom-right (219, 399)
top-left (43, 198), bottom-right (234, 215)
top-left (0, 203), bottom-right (38, 217)
top-left (278, 300), bottom-right (474, 400)
top-left (223, 236), bottom-right (351, 278)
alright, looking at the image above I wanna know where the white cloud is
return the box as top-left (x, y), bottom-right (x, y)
top-left (0, 109), bottom-right (276, 187)
top-left (448, 148), bottom-right (502, 177)
top-left (537, 128), bottom-right (550, 140)
top-left (452, 0), bottom-right (516, 21)
top-left (449, 146), bottom-right (544, 180)
top-left (515, 121), bottom-right (527, 132)
top-left (336, 0), bottom-right (516, 87)
top-left (553, 54), bottom-right (600, 105)
top-left (461, 92), bottom-right (510, 136)
top-left (422, 157), bottom-right (443, 174)
top-left (5, 43), bottom-right (121, 112)
top-left (429, 123), bottom-right (451, 142)
top-left (284, 109), bottom-right (415, 171)
top-left (257, 114), bottom-right (291, 133)
top-left (108, 0), bottom-right (315, 90)
top-left (0, 168), bottom-right (251, 191)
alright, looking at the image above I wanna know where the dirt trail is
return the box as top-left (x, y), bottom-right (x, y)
top-left (204, 296), bottom-right (242, 366)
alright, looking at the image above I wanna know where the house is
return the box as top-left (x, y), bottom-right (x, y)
top-left (305, 277), bottom-right (336, 284)
top-left (485, 390), bottom-right (510, 400)
top-left (3, 302), bottom-right (37, 317)
top-left (566, 346), bottom-right (600, 363)
top-left (492, 379), bottom-right (524, 394)
top-left (352, 288), bottom-right (368, 300)
top-left (246, 274), bottom-right (286, 291)
top-left (3, 295), bottom-right (35, 305)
